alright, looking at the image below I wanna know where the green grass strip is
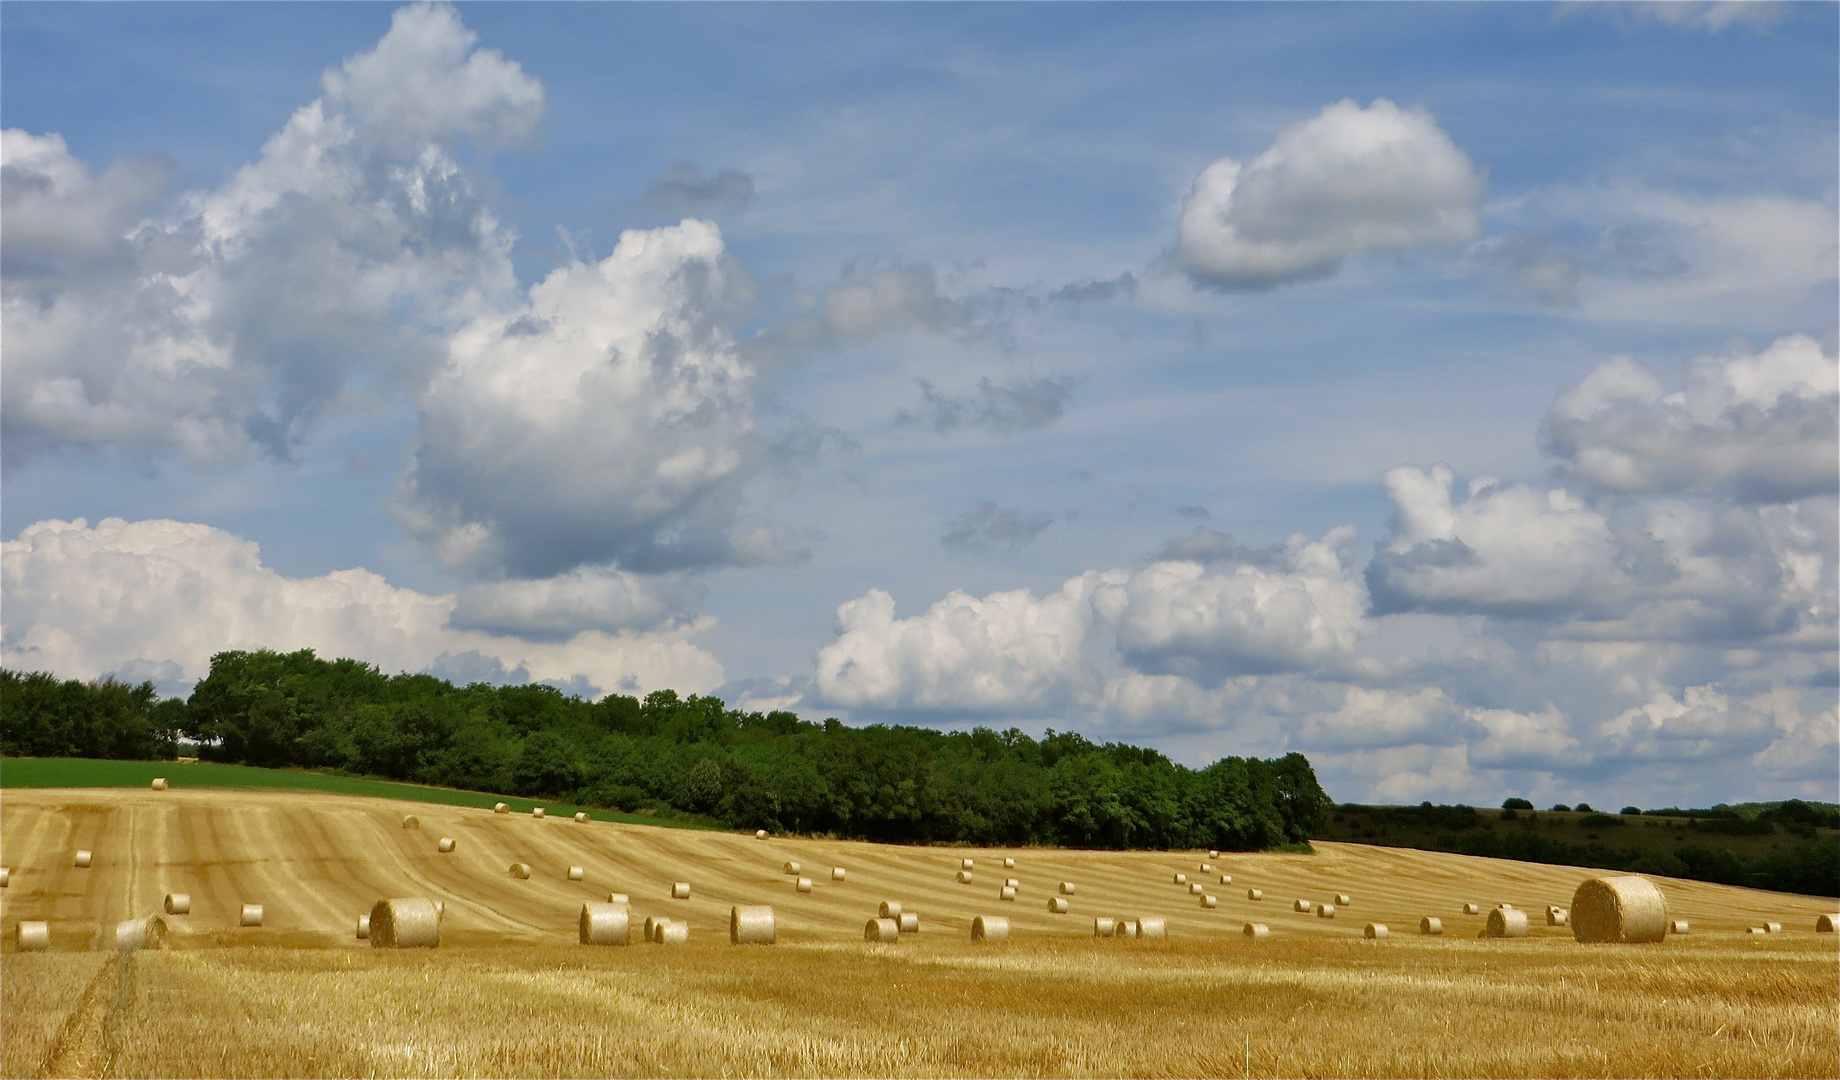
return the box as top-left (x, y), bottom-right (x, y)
top-left (0, 757), bottom-right (713, 831)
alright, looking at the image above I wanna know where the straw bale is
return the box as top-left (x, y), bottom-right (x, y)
top-left (580, 901), bottom-right (631, 945)
top-left (575, 812), bottom-right (590, 823)
top-left (1246, 889), bottom-right (1262, 901)
top-left (402, 815), bottom-right (419, 829)
top-left (434, 901), bottom-right (443, 917)
top-left (115, 916), bottom-right (166, 951)
top-left (756, 829), bottom-right (769, 839)
top-left (1242, 922), bottom-right (1269, 940)
top-left (972, 915), bottom-right (1009, 942)
top-left (961, 858), bottom-right (975, 870)
top-left (1463, 902), bottom-right (1480, 915)
top-left (1570, 874), bottom-right (1668, 944)
top-left (240, 904), bottom-right (264, 927)
top-left (784, 861), bottom-right (801, 875)
top-left (1484, 907), bottom-right (1528, 938)
top-left (644, 915), bottom-right (659, 941)
top-left (865, 917), bottom-right (899, 942)
top-left (654, 919), bottom-right (687, 945)
top-left (370, 898), bottom-right (439, 948)
top-left (1668, 920), bottom-right (1689, 934)
top-left (730, 904), bottom-right (776, 945)
top-left (832, 867), bottom-right (847, 881)
top-left (1059, 881), bottom-right (1076, 895)
top-left (1200, 894), bottom-right (1217, 908)
top-left (796, 877), bottom-right (812, 893)
top-left (1173, 873), bottom-right (1188, 885)
top-left (16, 922), bottom-right (50, 951)
top-left (1293, 899), bottom-right (1311, 913)
top-left (1189, 883), bottom-right (1204, 895)
top-left (494, 802), bottom-right (509, 814)
top-left (1200, 863), bottom-right (1214, 872)
top-left (152, 777), bottom-right (167, 790)
top-left (1000, 886), bottom-right (1016, 901)
top-left (1139, 917), bottom-right (1167, 939)
top-left (608, 892), bottom-right (628, 904)
top-left (879, 900), bottom-right (903, 919)
top-left (438, 837), bottom-right (456, 852)
top-left (1094, 917), bottom-right (1115, 936)
top-left (1005, 877), bottom-right (1020, 888)
top-left (1547, 908), bottom-right (1570, 926)
top-left (1047, 896), bottom-right (1070, 914)
top-left (671, 882), bottom-right (691, 899)
top-left (1747, 926), bottom-right (1770, 934)
top-left (1816, 914), bottom-right (1838, 933)
top-left (509, 862), bottom-right (531, 879)
top-left (532, 807), bottom-right (545, 818)
top-left (1316, 903), bottom-right (1336, 918)
top-left (1364, 923), bottom-right (1388, 939)
top-left (1763, 921), bottom-right (1783, 933)
top-left (899, 912), bottom-right (919, 934)
top-left (1003, 857), bottom-right (1015, 869)
top-left (1209, 850), bottom-right (1220, 859)
top-left (957, 870), bottom-right (974, 884)
top-left (1114, 920), bottom-right (1139, 938)
top-left (160, 892), bottom-right (191, 916)
top-left (1218, 875), bottom-right (1232, 885)
top-left (1420, 917), bottom-right (1442, 935)
top-left (568, 866), bottom-right (585, 881)
top-left (1334, 893), bottom-right (1351, 906)
top-left (356, 916), bottom-right (369, 939)
top-left (74, 850), bottom-right (92, 868)
top-left (0, 866), bottom-right (7, 887)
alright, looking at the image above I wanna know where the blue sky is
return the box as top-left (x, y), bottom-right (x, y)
top-left (4, 1), bottom-right (1835, 808)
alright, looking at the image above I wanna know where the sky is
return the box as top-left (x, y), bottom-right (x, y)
top-left (4, 1), bottom-right (1835, 809)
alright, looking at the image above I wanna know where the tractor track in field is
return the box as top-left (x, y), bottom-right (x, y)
top-left (38, 950), bottom-right (136, 1080)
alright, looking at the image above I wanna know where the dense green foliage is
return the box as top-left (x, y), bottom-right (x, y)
top-left (1, 650), bottom-right (1331, 850)
top-left (0, 670), bottom-right (184, 760)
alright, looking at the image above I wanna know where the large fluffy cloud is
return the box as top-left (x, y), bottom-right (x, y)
top-left (2, 3), bottom-right (537, 467)
top-left (0, 517), bottom-right (722, 698)
top-left (1176, 98), bottom-right (1483, 290)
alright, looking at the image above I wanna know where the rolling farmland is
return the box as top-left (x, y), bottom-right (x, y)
top-left (3, 786), bottom-right (1836, 1078)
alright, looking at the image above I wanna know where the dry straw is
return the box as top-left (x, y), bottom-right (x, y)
top-left (643, 915), bottom-right (659, 941)
top-left (580, 901), bottom-right (631, 945)
top-left (1218, 874), bottom-right (1232, 885)
top-left (1764, 922), bottom-right (1783, 933)
top-left (1059, 882), bottom-right (1076, 895)
top-left (1668, 920), bottom-right (1690, 934)
top-left (972, 915), bottom-right (1008, 942)
top-left (152, 777), bottom-right (167, 790)
top-left (1484, 907), bottom-right (1528, 938)
top-left (865, 917), bottom-right (899, 942)
top-left (1114, 920), bottom-right (1139, 938)
top-left (494, 802), bottom-right (509, 814)
top-left (654, 919), bottom-right (687, 945)
top-left (1139, 917), bottom-right (1167, 939)
top-left (510, 862), bottom-right (531, 879)
top-left (356, 916), bottom-right (369, 939)
top-left (1188, 883), bottom-right (1204, 895)
top-left (1246, 889), bottom-right (1262, 901)
top-left (163, 893), bottom-right (191, 915)
top-left (1317, 903), bottom-right (1336, 918)
top-left (1094, 917), bottom-right (1115, 936)
top-left (1, 866), bottom-right (8, 887)
top-left (879, 900), bottom-right (903, 919)
top-left (1200, 895), bottom-right (1217, 909)
top-left (438, 837), bottom-right (455, 853)
top-left (1334, 893), bottom-right (1352, 906)
top-left (1003, 857), bottom-right (1015, 869)
top-left (1570, 874), bottom-right (1668, 944)
top-left (568, 866), bottom-right (585, 881)
top-left (1547, 908), bottom-right (1570, 926)
top-left (1173, 873), bottom-right (1188, 885)
top-left (16, 921), bottom-right (50, 951)
top-left (114, 916), bottom-right (167, 951)
top-left (1242, 922), bottom-right (1269, 940)
top-left (796, 877), bottom-right (812, 893)
top-left (1200, 863), bottom-right (1213, 872)
top-left (74, 850), bottom-right (92, 868)
top-left (240, 904), bottom-right (264, 927)
top-left (784, 861), bottom-right (801, 875)
top-left (370, 898), bottom-right (440, 948)
top-left (831, 867), bottom-right (847, 881)
top-left (756, 829), bottom-right (769, 839)
top-left (434, 901), bottom-right (443, 916)
top-left (1463, 902), bottom-right (1480, 915)
top-left (730, 904), bottom-right (776, 945)
top-left (1816, 914), bottom-right (1838, 933)
top-left (532, 807), bottom-right (545, 819)
top-left (575, 812), bottom-right (589, 823)
top-left (608, 892), bottom-right (628, 903)
top-left (1047, 897), bottom-right (1070, 914)
top-left (898, 912), bottom-right (919, 934)
top-left (1420, 917), bottom-right (1443, 935)
top-left (1000, 886), bottom-right (1017, 901)
top-left (402, 815), bottom-right (419, 829)
top-left (957, 870), bottom-right (974, 884)
top-left (1293, 899), bottom-right (1311, 913)
top-left (671, 882), bottom-right (691, 899)
top-left (961, 858), bottom-right (975, 870)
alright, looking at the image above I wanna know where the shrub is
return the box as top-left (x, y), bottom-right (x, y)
top-left (1550, 804), bottom-right (1571, 812)
top-left (1501, 798), bottom-right (1534, 810)
top-left (1620, 806), bottom-right (1641, 815)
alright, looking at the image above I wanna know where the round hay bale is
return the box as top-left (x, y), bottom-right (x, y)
top-left (1094, 917), bottom-right (1116, 936)
top-left (16, 922), bottom-right (50, 951)
top-left (1200, 863), bottom-right (1214, 872)
top-left (1059, 882), bottom-right (1076, 896)
top-left (831, 867), bottom-right (847, 882)
top-left (608, 892), bottom-right (628, 904)
top-left (1218, 874), bottom-right (1232, 885)
top-left (402, 815), bottom-right (419, 829)
top-left (152, 777), bottom-right (167, 790)
top-left (370, 898), bottom-right (439, 948)
top-left (1115, 920), bottom-right (1139, 938)
top-left (494, 802), bottom-right (509, 814)
top-left (898, 912), bottom-right (919, 934)
top-left (580, 901), bottom-right (631, 945)
top-left (1668, 919), bottom-right (1689, 934)
top-left (1462, 902), bottom-right (1480, 915)
top-left (115, 916), bottom-right (166, 951)
top-left (1316, 903), bottom-right (1336, 918)
top-left (1746, 926), bottom-right (1767, 934)
top-left (567, 866), bottom-right (585, 881)
top-left (1139, 917), bottom-right (1167, 939)
top-left (1420, 917), bottom-right (1443, 935)
top-left (240, 904), bottom-right (264, 927)
top-left (961, 858), bottom-right (974, 870)
top-left (575, 812), bottom-right (590, 823)
top-left (1570, 875), bottom-right (1668, 944)
top-left (1246, 889), bottom-right (1262, 901)
top-left (783, 861), bottom-right (801, 875)
top-left (1242, 922), bottom-right (1269, 940)
top-left (0, 867), bottom-right (8, 887)
top-left (796, 877), bottom-right (812, 893)
top-left (1364, 923), bottom-right (1388, 939)
top-left (671, 882), bottom-right (690, 900)
top-left (879, 900), bottom-right (902, 919)
top-left (865, 917), bottom-right (899, 942)
top-left (1293, 899), bottom-right (1311, 913)
top-left (1002, 857), bottom-right (1015, 869)
top-left (643, 915), bottom-right (659, 941)
top-left (1816, 914), bottom-right (1838, 933)
top-left (956, 870), bottom-right (974, 884)
top-left (163, 893), bottom-right (191, 916)
top-left (1173, 873), bottom-right (1188, 885)
top-left (654, 919), bottom-right (687, 945)
top-left (1000, 886), bottom-right (1017, 901)
top-left (438, 837), bottom-right (456, 853)
top-left (1047, 897), bottom-right (1070, 914)
top-left (509, 862), bottom-right (531, 879)
top-left (1484, 907), bottom-right (1528, 938)
top-left (1209, 850), bottom-right (1220, 859)
top-left (1763, 921), bottom-right (1783, 933)
top-left (531, 807), bottom-right (545, 819)
top-left (756, 829), bottom-right (769, 839)
top-left (972, 915), bottom-right (1009, 942)
top-left (356, 915), bottom-right (370, 939)
top-left (1334, 893), bottom-right (1352, 906)
top-left (74, 850), bottom-right (92, 868)
top-left (730, 904), bottom-right (776, 945)
top-left (1189, 883), bottom-right (1204, 895)
top-left (1200, 895), bottom-right (1217, 909)
top-left (1005, 877), bottom-right (1020, 888)
top-left (1547, 908), bottom-right (1570, 926)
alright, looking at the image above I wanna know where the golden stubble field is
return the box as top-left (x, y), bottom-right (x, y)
top-left (3, 787), bottom-right (1835, 1078)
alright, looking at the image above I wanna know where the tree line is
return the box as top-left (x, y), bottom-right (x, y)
top-left (0, 651), bottom-right (1331, 850)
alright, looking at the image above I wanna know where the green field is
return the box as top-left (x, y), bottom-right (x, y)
top-left (0, 757), bottom-right (713, 830)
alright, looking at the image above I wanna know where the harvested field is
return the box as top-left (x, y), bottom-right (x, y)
top-left (1, 787), bottom-right (1834, 1077)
